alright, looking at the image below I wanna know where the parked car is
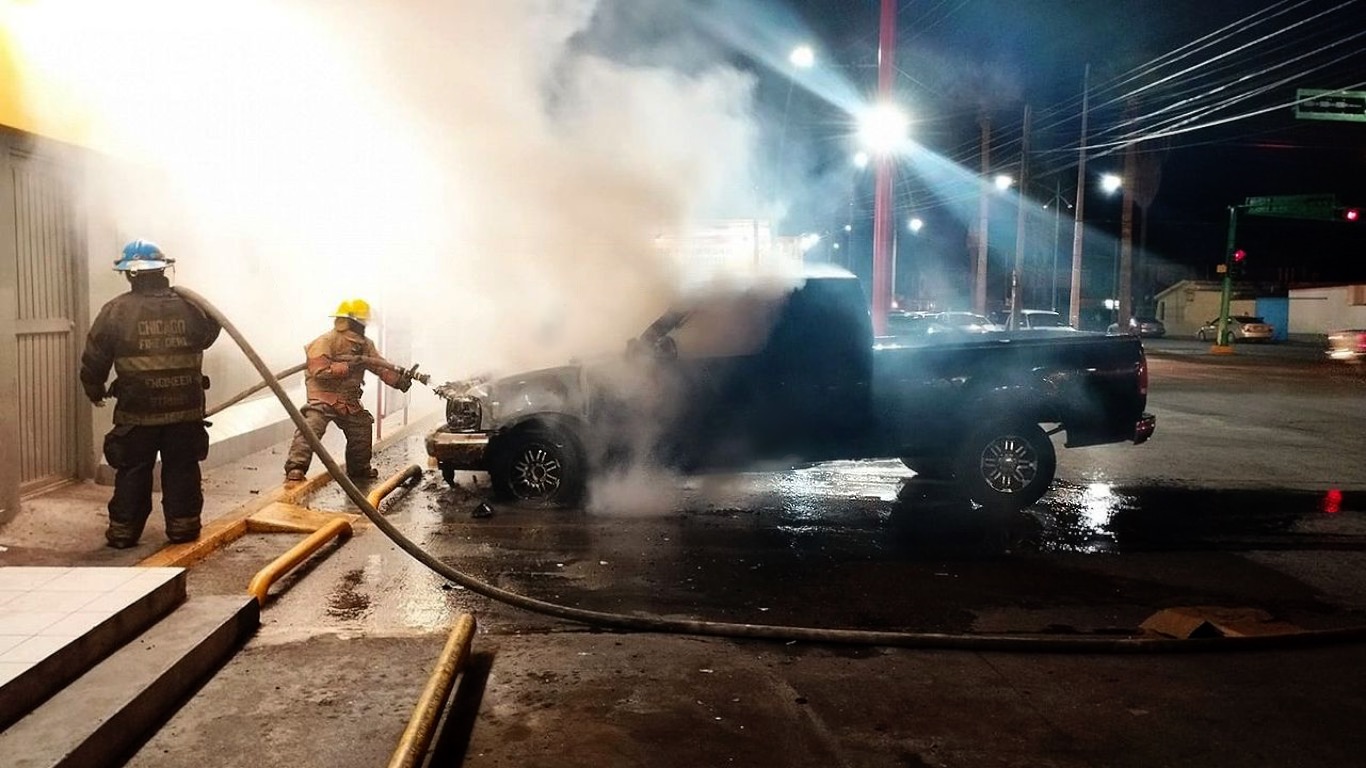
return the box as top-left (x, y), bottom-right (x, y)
top-left (1196, 315), bottom-right (1275, 342)
top-left (993, 309), bottom-right (1072, 330)
top-left (934, 311), bottom-right (1001, 332)
top-left (1326, 329), bottom-right (1366, 363)
top-left (428, 272), bottom-right (1155, 512)
top-left (884, 310), bottom-right (937, 338)
top-left (1108, 317), bottom-right (1167, 338)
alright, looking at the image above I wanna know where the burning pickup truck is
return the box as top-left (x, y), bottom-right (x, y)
top-left (427, 271), bottom-right (1154, 512)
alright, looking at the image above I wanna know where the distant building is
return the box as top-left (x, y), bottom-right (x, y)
top-left (1152, 280), bottom-right (1258, 338)
top-left (1288, 284), bottom-right (1366, 336)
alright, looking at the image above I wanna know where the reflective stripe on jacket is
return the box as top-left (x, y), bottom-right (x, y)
top-left (303, 327), bottom-right (403, 413)
top-left (80, 275), bottom-right (221, 426)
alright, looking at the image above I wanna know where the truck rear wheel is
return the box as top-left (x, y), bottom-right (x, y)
top-left (490, 425), bottom-right (586, 507)
top-left (955, 421), bottom-right (1056, 512)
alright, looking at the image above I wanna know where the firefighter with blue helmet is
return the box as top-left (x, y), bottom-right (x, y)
top-left (80, 240), bottom-right (221, 548)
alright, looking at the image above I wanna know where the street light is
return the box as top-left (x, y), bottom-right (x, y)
top-left (994, 174), bottom-right (1014, 191)
top-left (857, 102), bottom-right (910, 156)
top-left (1101, 173), bottom-right (1123, 194)
top-left (908, 217), bottom-right (924, 233)
top-left (855, 100), bottom-right (910, 337)
top-left (852, 151), bottom-right (870, 169)
top-left (788, 44), bottom-right (815, 70)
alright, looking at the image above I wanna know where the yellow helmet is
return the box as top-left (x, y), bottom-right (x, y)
top-left (330, 298), bottom-right (371, 326)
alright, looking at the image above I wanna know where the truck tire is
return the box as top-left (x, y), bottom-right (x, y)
top-left (954, 421), bottom-right (1056, 512)
top-left (490, 424), bottom-right (586, 507)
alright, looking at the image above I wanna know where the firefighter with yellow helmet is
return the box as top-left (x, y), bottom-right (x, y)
top-left (284, 298), bottom-right (414, 482)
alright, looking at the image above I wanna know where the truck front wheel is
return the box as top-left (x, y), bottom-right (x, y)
top-left (955, 421), bottom-right (1056, 512)
top-left (490, 425), bottom-right (586, 507)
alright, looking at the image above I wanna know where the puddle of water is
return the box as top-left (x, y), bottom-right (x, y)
top-left (325, 568), bottom-right (372, 620)
top-left (1025, 484), bottom-right (1366, 553)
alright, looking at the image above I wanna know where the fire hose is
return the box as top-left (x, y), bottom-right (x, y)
top-left (178, 286), bottom-right (1366, 652)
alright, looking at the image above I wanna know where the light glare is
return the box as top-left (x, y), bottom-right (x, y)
top-left (788, 45), bottom-right (815, 69)
top-left (857, 103), bottom-right (909, 155)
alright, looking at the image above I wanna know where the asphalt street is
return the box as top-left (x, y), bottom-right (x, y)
top-left (123, 340), bottom-right (1366, 767)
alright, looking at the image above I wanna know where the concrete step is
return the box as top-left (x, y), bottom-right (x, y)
top-left (0, 594), bottom-right (260, 768)
top-left (0, 567), bottom-right (187, 730)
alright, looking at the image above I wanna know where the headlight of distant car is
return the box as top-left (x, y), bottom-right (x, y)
top-left (445, 396), bottom-right (482, 431)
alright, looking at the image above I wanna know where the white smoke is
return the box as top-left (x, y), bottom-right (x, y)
top-left (7, 0), bottom-right (764, 383)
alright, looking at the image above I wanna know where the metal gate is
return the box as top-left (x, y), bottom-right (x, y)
top-left (11, 153), bottom-right (81, 494)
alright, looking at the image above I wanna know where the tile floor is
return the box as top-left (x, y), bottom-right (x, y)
top-left (0, 567), bottom-right (183, 689)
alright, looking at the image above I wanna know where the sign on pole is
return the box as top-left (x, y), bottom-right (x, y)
top-left (1294, 89), bottom-right (1366, 123)
top-left (1244, 193), bottom-right (1339, 221)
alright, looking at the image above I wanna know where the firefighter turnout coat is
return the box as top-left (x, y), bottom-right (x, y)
top-left (79, 274), bottom-right (221, 425)
top-left (303, 326), bottom-right (406, 412)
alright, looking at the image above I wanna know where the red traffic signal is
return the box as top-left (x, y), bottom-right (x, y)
top-left (1346, 208), bottom-right (1360, 222)
top-left (1233, 248), bottom-right (1247, 263)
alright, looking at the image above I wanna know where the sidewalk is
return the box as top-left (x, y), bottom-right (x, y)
top-left (0, 418), bottom-right (437, 569)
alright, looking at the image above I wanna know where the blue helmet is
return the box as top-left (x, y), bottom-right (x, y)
top-left (113, 239), bottom-right (174, 273)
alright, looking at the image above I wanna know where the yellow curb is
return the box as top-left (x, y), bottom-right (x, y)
top-left (1209, 344), bottom-right (1236, 355)
top-left (140, 414), bottom-right (436, 569)
top-left (247, 501), bottom-right (360, 534)
top-left (247, 517), bottom-right (354, 606)
top-left (138, 470), bottom-right (334, 569)
top-left (137, 516), bottom-right (252, 569)
top-left (280, 470), bottom-right (337, 505)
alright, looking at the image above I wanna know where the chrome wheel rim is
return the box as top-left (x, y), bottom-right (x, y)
top-left (978, 435), bottom-right (1038, 494)
top-left (510, 445), bottom-right (563, 499)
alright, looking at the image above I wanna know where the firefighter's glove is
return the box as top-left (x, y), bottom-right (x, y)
top-left (327, 361), bottom-right (350, 377)
top-left (396, 372), bottom-right (413, 392)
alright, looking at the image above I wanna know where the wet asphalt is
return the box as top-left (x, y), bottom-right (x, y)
top-left (133, 338), bottom-right (1366, 768)
top-left (256, 338), bottom-right (1366, 639)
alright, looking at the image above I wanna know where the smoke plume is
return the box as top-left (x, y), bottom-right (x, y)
top-left (7, 0), bottom-right (763, 384)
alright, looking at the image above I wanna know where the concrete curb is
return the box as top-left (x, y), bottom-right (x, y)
top-left (137, 417), bottom-right (434, 570)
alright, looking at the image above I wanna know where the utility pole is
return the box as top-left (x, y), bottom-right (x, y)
top-left (1009, 104), bottom-right (1031, 329)
top-left (1118, 100), bottom-right (1137, 326)
top-left (1050, 177), bottom-right (1063, 311)
top-left (975, 114), bottom-right (991, 314)
top-left (871, 0), bottom-right (897, 336)
top-left (1215, 205), bottom-right (1239, 350)
top-left (1068, 65), bottom-right (1090, 329)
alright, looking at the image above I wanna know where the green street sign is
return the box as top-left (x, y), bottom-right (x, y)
top-left (1244, 193), bottom-right (1340, 220)
top-left (1295, 89), bottom-right (1366, 123)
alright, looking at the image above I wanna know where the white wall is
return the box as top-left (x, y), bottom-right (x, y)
top-left (1156, 284), bottom-right (1255, 337)
top-left (1289, 285), bottom-right (1366, 334)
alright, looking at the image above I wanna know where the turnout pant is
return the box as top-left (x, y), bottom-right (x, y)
top-left (103, 421), bottom-right (210, 545)
top-left (284, 404), bottom-right (376, 476)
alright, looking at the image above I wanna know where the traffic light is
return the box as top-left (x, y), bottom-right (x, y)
top-left (1345, 207), bottom-right (1360, 222)
top-left (1229, 248), bottom-right (1247, 278)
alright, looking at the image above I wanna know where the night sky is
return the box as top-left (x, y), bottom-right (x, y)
top-left (753, 0), bottom-right (1366, 311)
